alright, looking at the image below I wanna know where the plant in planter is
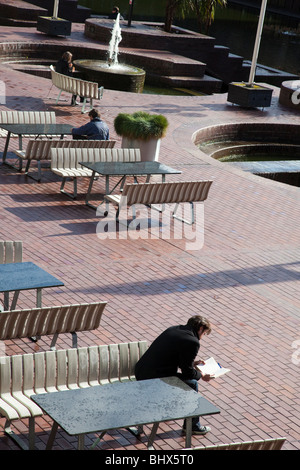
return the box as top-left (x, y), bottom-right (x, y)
top-left (114, 111), bottom-right (169, 161)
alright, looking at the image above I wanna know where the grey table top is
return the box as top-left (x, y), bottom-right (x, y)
top-left (80, 161), bottom-right (182, 176)
top-left (0, 262), bottom-right (64, 293)
top-left (31, 376), bottom-right (220, 436)
top-left (0, 123), bottom-right (73, 135)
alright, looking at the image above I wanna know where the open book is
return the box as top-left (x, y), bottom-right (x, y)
top-left (197, 357), bottom-right (230, 378)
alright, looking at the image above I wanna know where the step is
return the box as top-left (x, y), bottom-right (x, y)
top-left (0, 0), bottom-right (46, 21)
top-left (147, 73), bottom-right (223, 94)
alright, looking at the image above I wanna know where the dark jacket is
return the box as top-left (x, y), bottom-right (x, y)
top-left (72, 118), bottom-right (110, 140)
top-left (134, 325), bottom-right (201, 381)
top-left (55, 58), bottom-right (73, 76)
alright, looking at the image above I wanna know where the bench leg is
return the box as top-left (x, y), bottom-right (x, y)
top-left (25, 160), bottom-right (43, 182)
top-left (4, 417), bottom-right (35, 450)
top-left (55, 89), bottom-right (62, 104)
top-left (60, 177), bottom-right (78, 199)
top-left (172, 202), bottom-right (195, 225)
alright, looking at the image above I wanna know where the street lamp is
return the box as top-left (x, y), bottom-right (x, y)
top-left (127, 0), bottom-right (134, 27)
top-left (227, 0), bottom-right (273, 108)
top-left (248, 0), bottom-right (268, 85)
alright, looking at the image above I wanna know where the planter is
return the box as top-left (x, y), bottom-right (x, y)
top-left (114, 111), bottom-right (168, 162)
top-left (227, 82), bottom-right (273, 108)
top-left (37, 16), bottom-right (72, 36)
top-left (122, 136), bottom-right (161, 162)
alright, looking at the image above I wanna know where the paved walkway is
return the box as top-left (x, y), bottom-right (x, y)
top-left (0, 24), bottom-right (299, 451)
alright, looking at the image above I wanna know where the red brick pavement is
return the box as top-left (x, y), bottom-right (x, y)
top-left (0, 24), bottom-right (300, 451)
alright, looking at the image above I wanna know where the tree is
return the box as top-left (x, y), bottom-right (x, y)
top-left (192, 0), bottom-right (227, 35)
top-left (164, 0), bottom-right (190, 33)
top-left (164, 0), bottom-right (227, 34)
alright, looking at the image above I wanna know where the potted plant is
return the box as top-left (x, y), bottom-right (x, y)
top-left (114, 111), bottom-right (169, 161)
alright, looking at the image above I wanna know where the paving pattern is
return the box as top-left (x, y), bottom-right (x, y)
top-left (0, 24), bottom-right (299, 451)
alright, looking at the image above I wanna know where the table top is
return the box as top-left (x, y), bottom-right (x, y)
top-left (31, 376), bottom-right (220, 436)
top-left (0, 123), bottom-right (73, 134)
top-left (79, 161), bottom-right (182, 176)
top-left (0, 262), bottom-right (64, 292)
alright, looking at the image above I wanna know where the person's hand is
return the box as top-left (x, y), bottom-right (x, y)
top-left (193, 359), bottom-right (205, 367)
top-left (201, 373), bottom-right (214, 382)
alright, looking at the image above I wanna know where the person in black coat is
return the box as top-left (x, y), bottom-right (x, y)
top-left (55, 51), bottom-right (83, 106)
top-left (134, 315), bottom-right (213, 435)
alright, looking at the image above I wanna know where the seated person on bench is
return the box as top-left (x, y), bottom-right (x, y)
top-left (72, 109), bottom-right (110, 140)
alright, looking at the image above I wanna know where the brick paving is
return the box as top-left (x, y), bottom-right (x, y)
top-left (0, 24), bottom-right (300, 451)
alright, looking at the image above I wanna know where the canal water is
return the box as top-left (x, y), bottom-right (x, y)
top-left (79, 0), bottom-right (300, 76)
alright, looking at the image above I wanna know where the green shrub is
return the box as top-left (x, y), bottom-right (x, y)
top-left (114, 111), bottom-right (169, 141)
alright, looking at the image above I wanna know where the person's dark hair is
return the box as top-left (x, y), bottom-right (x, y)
top-left (88, 109), bottom-right (100, 119)
top-left (187, 315), bottom-right (211, 335)
top-left (62, 51), bottom-right (72, 63)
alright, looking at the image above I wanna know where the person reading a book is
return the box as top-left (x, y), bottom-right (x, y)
top-left (134, 315), bottom-right (213, 435)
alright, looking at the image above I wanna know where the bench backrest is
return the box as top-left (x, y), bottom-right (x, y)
top-left (0, 341), bottom-right (148, 396)
top-left (120, 180), bottom-right (213, 207)
top-left (190, 438), bottom-right (286, 450)
top-left (51, 147), bottom-right (141, 171)
top-left (50, 65), bottom-right (100, 99)
top-left (0, 111), bottom-right (56, 125)
top-left (23, 139), bottom-right (116, 160)
top-left (0, 302), bottom-right (107, 341)
top-left (0, 241), bottom-right (23, 264)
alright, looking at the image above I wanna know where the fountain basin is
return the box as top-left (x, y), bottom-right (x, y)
top-left (73, 59), bottom-right (146, 93)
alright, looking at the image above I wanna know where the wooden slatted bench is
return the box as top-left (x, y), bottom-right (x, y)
top-left (0, 110), bottom-right (57, 170)
top-left (0, 240), bottom-right (22, 264)
top-left (0, 301), bottom-right (107, 350)
top-left (0, 241), bottom-right (23, 312)
top-left (186, 437), bottom-right (286, 450)
top-left (51, 147), bottom-right (141, 199)
top-left (0, 340), bottom-right (147, 450)
top-left (50, 65), bottom-right (104, 114)
top-left (105, 180), bottom-right (213, 224)
top-left (14, 138), bottom-right (116, 182)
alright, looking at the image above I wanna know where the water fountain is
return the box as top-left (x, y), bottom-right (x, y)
top-left (74, 14), bottom-right (145, 93)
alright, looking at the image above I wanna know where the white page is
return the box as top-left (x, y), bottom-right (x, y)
top-left (197, 357), bottom-right (230, 378)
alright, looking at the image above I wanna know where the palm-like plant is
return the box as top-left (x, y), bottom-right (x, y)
top-left (192, 0), bottom-right (227, 34)
top-left (164, 0), bottom-right (227, 34)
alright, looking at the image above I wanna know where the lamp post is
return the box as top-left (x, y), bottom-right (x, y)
top-left (52, 0), bottom-right (59, 18)
top-left (227, 0), bottom-right (273, 108)
top-left (248, 0), bottom-right (268, 85)
top-left (127, 0), bottom-right (134, 27)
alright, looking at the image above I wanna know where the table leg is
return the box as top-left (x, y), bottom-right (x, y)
top-left (3, 292), bottom-right (9, 311)
top-left (36, 288), bottom-right (42, 308)
top-left (77, 434), bottom-right (85, 450)
top-left (85, 171), bottom-right (97, 209)
top-left (2, 131), bottom-right (11, 163)
top-left (147, 422), bottom-right (159, 450)
top-left (185, 417), bottom-right (192, 448)
top-left (10, 291), bottom-right (20, 310)
top-left (30, 288), bottom-right (42, 342)
top-left (46, 421), bottom-right (59, 450)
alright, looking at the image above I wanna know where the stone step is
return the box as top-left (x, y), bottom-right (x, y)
top-left (0, 0), bottom-right (46, 22)
top-left (146, 73), bottom-right (223, 94)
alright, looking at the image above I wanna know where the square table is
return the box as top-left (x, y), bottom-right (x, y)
top-left (0, 261), bottom-right (64, 311)
top-left (31, 376), bottom-right (220, 450)
top-left (79, 161), bottom-right (182, 209)
top-left (0, 123), bottom-right (73, 169)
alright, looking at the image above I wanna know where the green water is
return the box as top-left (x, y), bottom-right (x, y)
top-left (219, 154), bottom-right (300, 162)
